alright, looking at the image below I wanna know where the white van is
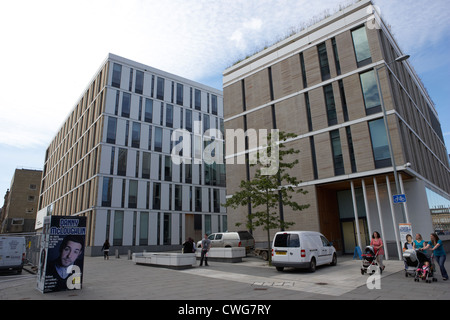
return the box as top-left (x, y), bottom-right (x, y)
top-left (272, 231), bottom-right (337, 272)
top-left (0, 236), bottom-right (26, 274)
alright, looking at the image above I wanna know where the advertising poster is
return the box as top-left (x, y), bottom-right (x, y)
top-left (37, 216), bottom-right (87, 293)
top-left (399, 223), bottom-right (413, 250)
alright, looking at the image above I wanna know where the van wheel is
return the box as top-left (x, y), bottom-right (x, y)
top-left (330, 253), bottom-right (337, 266)
top-left (276, 267), bottom-right (284, 272)
top-left (309, 258), bottom-right (316, 273)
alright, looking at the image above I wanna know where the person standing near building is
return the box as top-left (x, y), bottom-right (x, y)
top-left (423, 233), bottom-right (448, 281)
top-left (199, 234), bottom-right (211, 266)
top-left (101, 239), bottom-right (110, 260)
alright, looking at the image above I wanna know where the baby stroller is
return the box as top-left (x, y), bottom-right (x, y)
top-left (403, 249), bottom-right (419, 277)
top-left (414, 251), bottom-right (437, 283)
top-left (361, 246), bottom-right (381, 275)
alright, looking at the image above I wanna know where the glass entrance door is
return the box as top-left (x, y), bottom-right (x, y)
top-left (341, 219), bottom-right (369, 254)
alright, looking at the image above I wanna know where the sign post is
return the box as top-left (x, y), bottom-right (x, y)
top-left (37, 216), bottom-right (87, 293)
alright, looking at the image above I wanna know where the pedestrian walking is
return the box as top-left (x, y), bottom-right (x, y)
top-left (199, 234), bottom-right (211, 266)
top-left (423, 233), bottom-right (448, 281)
top-left (101, 239), bottom-right (110, 260)
top-left (370, 231), bottom-right (385, 271)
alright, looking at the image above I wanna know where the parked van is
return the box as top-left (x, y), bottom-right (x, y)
top-left (197, 231), bottom-right (255, 252)
top-left (0, 236), bottom-right (26, 274)
top-left (272, 231), bottom-right (337, 272)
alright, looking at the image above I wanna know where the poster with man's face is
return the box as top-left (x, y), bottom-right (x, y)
top-left (37, 216), bottom-right (87, 293)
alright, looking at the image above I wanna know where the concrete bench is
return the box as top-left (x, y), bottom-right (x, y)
top-left (133, 252), bottom-right (196, 270)
top-left (195, 247), bottom-right (246, 263)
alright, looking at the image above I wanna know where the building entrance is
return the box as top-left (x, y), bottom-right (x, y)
top-left (341, 218), bottom-right (369, 254)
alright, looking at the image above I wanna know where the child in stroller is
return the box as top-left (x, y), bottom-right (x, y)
top-left (361, 246), bottom-right (381, 275)
top-left (414, 250), bottom-right (437, 283)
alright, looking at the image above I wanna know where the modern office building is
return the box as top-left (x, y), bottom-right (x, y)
top-left (38, 54), bottom-right (226, 255)
top-left (223, 0), bottom-right (450, 258)
top-left (0, 168), bottom-right (42, 233)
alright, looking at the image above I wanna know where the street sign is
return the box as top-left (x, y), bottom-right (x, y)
top-left (393, 194), bottom-right (407, 204)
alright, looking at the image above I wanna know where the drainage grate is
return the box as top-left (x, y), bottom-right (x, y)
top-left (315, 282), bottom-right (328, 286)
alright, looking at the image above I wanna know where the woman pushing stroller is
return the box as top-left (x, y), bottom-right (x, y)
top-left (421, 233), bottom-right (448, 281)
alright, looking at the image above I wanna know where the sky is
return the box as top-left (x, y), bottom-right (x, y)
top-left (0, 0), bottom-right (449, 207)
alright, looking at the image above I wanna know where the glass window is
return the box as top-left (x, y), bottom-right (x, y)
top-left (324, 84), bottom-right (337, 126)
top-left (369, 119), bottom-right (392, 168)
top-left (330, 130), bottom-right (344, 176)
top-left (195, 187), bottom-right (202, 212)
top-left (142, 152), bottom-right (151, 179)
top-left (300, 52), bottom-right (307, 88)
top-left (157, 77), bottom-right (165, 100)
top-left (352, 26), bottom-right (372, 66)
top-left (195, 89), bottom-right (201, 110)
top-left (131, 122), bottom-right (141, 148)
top-left (166, 104), bottom-right (173, 128)
top-left (176, 83), bottom-right (183, 106)
top-left (107, 117), bottom-right (117, 144)
top-left (318, 43), bottom-right (330, 81)
top-left (102, 177), bottom-right (112, 207)
top-left (112, 63), bottom-right (122, 88)
top-left (139, 212), bottom-right (149, 245)
top-left (153, 182), bottom-right (161, 210)
top-left (154, 127), bottom-right (163, 152)
top-left (121, 92), bottom-right (131, 118)
top-left (113, 211), bottom-right (124, 246)
top-left (144, 98), bottom-right (153, 123)
top-left (163, 213), bottom-right (171, 245)
top-left (186, 109), bottom-right (192, 132)
top-left (135, 70), bottom-right (144, 94)
top-left (332, 37), bottom-right (341, 75)
top-left (346, 127), bottom-right (357, 173)
top-left (175, 185), bottom-right (182, 211)
top-left (164, 155), bottom-right (172, 181)
top-left (212, 95), bottom-right (218, 115)
top-left (360, 70), bottom-right (381, 114)
top-left (117, 148), bottom-right (127, 176)
top-left (128, 180), bottom-right (138, 209)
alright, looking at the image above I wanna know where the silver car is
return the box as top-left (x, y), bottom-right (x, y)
top-left (197, 231), bottom-right (255, 252)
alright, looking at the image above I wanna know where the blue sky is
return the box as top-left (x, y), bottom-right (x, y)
top-left (0, 0), bottom-right (449, 207)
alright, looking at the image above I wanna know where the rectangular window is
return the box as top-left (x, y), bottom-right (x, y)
top-left (195, 187), bottom-right (202, 212)
top-left (148, 125), bottom-right (152, 151)
top-left (154, 127), bottom-right (163, 152)
top-left (139, 212), bottom-right (149, 245)
top-left (186, 109), bottom-right (192, 132)
top-left (352, 26), bottom-right (372, 67)
top-left (213, 189), bottom-right (220, 213)
top-left (107, 117), bottom-right (117, 144)
top-left (110, 147), bottom-right (115, 175)
top-left (128, 180), bottom-right (138, 209)
top-left (144, 98), bottom-right (153, 123)
top-left (339, 80), bottom-right (349, 122)
top-left (310, 136), bottom-right (318, 180)
top-left (369, 119), bottom-right (392, 168)
top-left (129, 68), bottom-right (133, 91)
top-left (324, 84), bottom-right (337, 126)
top-left (117, 148), bottom-right (127, 176)
top-left (318, 43), bottom-right (331, 81)
top-left (153, 182), bottom-right (161, 210)
top-left (113, 211), bottom-right (124, 246)
top-left (195, 89), bottom-right (201, 110)
top-left (163, 213), bottom-right (171, 245)
top-left (360, 70), bottom-right (381, 114)
top-left (112, 63), bottom-right (122, 88)
top-left (300, 52), bottom-right (307, 88)
top-left (332, 37), bottom-right (341, 75)
top-left (346, 127), bottom-right (357, 173)
top-left (330, 130), bottom-right (344, 176)
top-left (176, 83), bottom-right (183, 106)
top-left (142, 152), bottom-right (151, 179)
top-left (102, 177), bottom-right (112, 207)
top-left (157, 77), bottom-right (165, 100)
top-left (164, 155), bottom-right (172, 181)
top-left (212, 95), bottom-right (218, 115)
top-left (135, 70), bottom-right (144, 94)
top-left (166, 104), bottom-right (173, 128)
top-left (121, 92), bottom-right (131, 118)
top-left (305, 93), bottom-right (313, 132)
top-left (175, 185), bottom-right (182, 211)
top-left (131, 122), bottom-right (141, 148)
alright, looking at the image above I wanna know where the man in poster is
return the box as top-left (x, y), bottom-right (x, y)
top-left (46, 235), bottom-right (84, 291)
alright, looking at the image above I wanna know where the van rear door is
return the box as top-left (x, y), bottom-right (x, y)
top-left (273, 233), bottom-right (290, 264)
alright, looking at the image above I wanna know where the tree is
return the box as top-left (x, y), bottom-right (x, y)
top-left (224, 131), bottom-right (309, 264)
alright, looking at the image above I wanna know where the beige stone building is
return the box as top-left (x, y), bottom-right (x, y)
top-left (223, 0), bottom-right (450, 257)
top-left (0, 168), bottom-right (42, 233)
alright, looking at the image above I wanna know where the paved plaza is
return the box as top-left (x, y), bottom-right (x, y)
top-left (0, 254), bottom-right (449, 301)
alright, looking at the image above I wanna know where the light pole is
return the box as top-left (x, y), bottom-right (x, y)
top-left (375, 54), bottom-right (410, 260)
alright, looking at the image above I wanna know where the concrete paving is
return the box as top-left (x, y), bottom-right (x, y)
top-left (0, 254), bottom-right (449, 300)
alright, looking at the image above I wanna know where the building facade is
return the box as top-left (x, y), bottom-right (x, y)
top-left (38, 54), bottom-right (226, 255)
top-left (1, 168), bottom-right (42, 233)
top-left (223, 0), bottom-right (450, 258)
